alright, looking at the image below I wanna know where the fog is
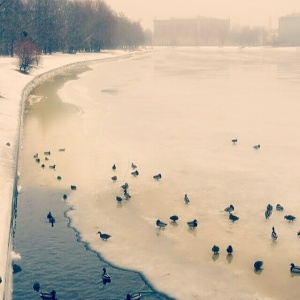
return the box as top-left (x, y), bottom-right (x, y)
top-left (105, 0), bottom-right (300, 29)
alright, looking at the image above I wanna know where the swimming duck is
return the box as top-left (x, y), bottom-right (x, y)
top-left (229, 213), bottom-right (239, 222)
top-left (131, 170), bottom-right (139, 176)
top-left (254, 261), bottom-right (263, 271)
top-left (33, 153), bottom-right (39, 159)
top-left (271, 227), bottom-right (278, 240)
top-left (63, 194), bottom-right (67, 200)
top-left (156, 220), bottom-right (167, 228)
top-left (266, 204), bottom-right (273, 211)
top-left (276, 204), bottom-right (284, 211)
top-left (58, 148), bottom-right (65, 152)
top-left (226, 245), bottom-right (233, 255)
top-left (231, 139), bottom-right (238, 144)
top-left (97, 231), bottom-right (111, 241)
top-left (184, 194), bottom-right (190, 204)
top-left (44, 151), bottom-right (51, 156)
top-left (36, 158), bottom-right (40, 163)
top-left (290, 263), bottom-right (300, 273)
top-left (265, 209), bottom-right (272, 219)
top-left (49, 216), bottom-right (55, 227)
top-left (39, 290), bottom-right (56, 300)
top-left (187, 219), bottom-right (198, 229)
top-left (224, 204), bottom-right (234, 213)
top-left (111, 176), bottom-right (117, 181)
top-left (170, 215), bottom-right (179, 222)
top-left (45, 157), bottom-right (49, 161)
top-left (49, 165), bottom-right (56, 170)
top-left (41, 164), bottom-right (45, 168)
top-left (212, 245), bottom-right (220, 254)
top-left (71, 185), bottom-right (77, 190)
top-left (101, 267), bottom-right (111, 283)
top-left (153, 173), bottom-right (162, 180)
top-left (284, 215), bottom-right (296, 222)
top-left (125, 293), bottom-right (141, 300)
top-left (131, 163), bottom-right (137, 169)
top-left (253, 145), bottom-right (260, 150)
top-left (112, 164), bottom-right (116, 170)
top-left (57, 176), bottom-right (62, 180)
top-left (33, 281), bottom-right (40, 292)
top-left (47, 212), bottom-right (53, 220)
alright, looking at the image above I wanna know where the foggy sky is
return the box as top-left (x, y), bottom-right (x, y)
top-left (105, 0), bottom-right (300, 29)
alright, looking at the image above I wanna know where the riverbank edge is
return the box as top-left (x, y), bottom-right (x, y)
top-left (3, 50), bottom-right (144, 300)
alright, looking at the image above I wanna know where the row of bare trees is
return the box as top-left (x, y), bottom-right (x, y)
top-left (0, 0), bottom-right (148, 57)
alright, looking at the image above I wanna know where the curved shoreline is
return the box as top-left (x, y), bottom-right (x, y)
top-left (3, 50), bottom-right (147, 300)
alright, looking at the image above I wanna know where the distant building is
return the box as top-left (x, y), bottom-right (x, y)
top-left (153, 17), bottom-right (230, 46)
top-left (278, 14), bottom-right (300, 46)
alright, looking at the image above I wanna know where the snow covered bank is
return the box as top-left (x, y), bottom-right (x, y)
top-left (0, 49), bottom-right (136, 299)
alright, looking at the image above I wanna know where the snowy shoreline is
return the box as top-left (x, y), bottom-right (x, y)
top-left (0, 49), bottom-right (142, 299)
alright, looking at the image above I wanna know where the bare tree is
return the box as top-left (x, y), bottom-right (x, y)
top-left (15, 39), bottom-right (40, 73)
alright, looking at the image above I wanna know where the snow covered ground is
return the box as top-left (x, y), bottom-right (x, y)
top-left (0, 49), bottom-right (132, 299)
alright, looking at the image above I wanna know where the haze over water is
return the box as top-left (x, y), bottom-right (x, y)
top-left (27, 48), bottom-right (300, 299)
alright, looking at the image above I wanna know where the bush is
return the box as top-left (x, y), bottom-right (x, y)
top-left (15, 40), bottom-right (41, 73)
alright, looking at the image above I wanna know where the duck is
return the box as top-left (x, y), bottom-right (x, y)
top-left (212, 245), bottom-right (220, 254)
top-left (226, 245), bottom-right (233, 255)
top-left (39, 290), bottom-right (57, 300)
top-left (224, 204), bottom-right (234, 213)
top-left (187, 219), bottom-right (198, 229)
top-left (36, 158), bottom-right (40, 163)
top-left (184, 194), bottom-right (190, 204)
top-left (153, 173), bottom-right (162, 180)
top-left (265, 209), bottom-right (272, 219)
top-left (290, 263), bottom-right (300, 273)
top-left (47, 212), bottom-right (53, 220)
top-left (170, 215), bottom-right (179, 222)
top-left (253, 144), bottom-right (260, 150)
top-left (271, 227), bottom-right (278, 240)
top-left (229, 213), bottom-right (239, 222)
top-left (254, 261), bottom-right (263, 271)
top-left (63, 194), bottom-right (67, 200)
top-left (41, 164), bottom-right (45, 168)
top-left (123, 191), bottom-right (131, 199)
top-left (97, 231), bottom-right (111, 241)
top-left (58, 148), bottom-right (65, 152)
top-left (49, 165), bottom-right (56, 170)
top-left (49, 216), bottom-right (55, 227)
top-left (33, 153), bottom-right (39, 159)
top-left (45, 157), bottom-right (49, 161)
top-left (131, 163), bottom-right (137, 169)
top-left (101, 267), bottom-right (111, 283)
top-left (266, 204), bottom-right (273, 211)
top-left (112, 164), bottom-right (116, 170)
top-left (125, 293), bottom-right (142, 300)
top-left (44, 151), bottom-right (51, 156)
top-left (57, 176), bottom-right (62, 180)
top-left (276, 204), bottom-right (284, 211)
top-left (231, 139), bottom-right (238, 144)
top-left (156, 220), bottom-right (167, 229)
top-left (131, 170), bottom-right (139, 176)
top-left (116, 196), bottom-right (123, 203)
top-left (111, 176), bottom-right (117, 181)
top-left (121, 183), bottom-right (129, 190)
top-left (71, 185), bottom-right (77, 190)
top-left (33, 281), bottom-right (41, 292)
top-left (284, 215), bottom-right (296, 222)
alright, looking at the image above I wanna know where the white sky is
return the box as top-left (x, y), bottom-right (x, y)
top-left (105, 0), bottom-right (300, 29)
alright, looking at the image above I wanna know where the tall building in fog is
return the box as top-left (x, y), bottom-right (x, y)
top-left (153, 17), bottom-right (230, 46)
top-left (279, 14), bottom-right (300, 46)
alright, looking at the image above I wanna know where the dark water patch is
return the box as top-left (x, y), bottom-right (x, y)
top-left (13, 186), bottom-right (173, 300)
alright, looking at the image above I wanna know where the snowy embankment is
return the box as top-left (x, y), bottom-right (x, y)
top-left (0, 49), bottom-right (134, 299)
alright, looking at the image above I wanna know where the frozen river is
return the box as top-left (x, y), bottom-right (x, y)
top-left (18, 47), bottom-right (300, 299)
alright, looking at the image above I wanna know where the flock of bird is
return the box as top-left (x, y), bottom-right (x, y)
top-left (97, 139), bottom-right (300, 276)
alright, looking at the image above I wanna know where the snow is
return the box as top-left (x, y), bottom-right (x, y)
top-left (0, 49), bottom-right (132, 299)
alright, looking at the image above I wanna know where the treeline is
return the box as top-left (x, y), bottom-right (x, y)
top-left (0, 0), bottom-right (147, 56)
